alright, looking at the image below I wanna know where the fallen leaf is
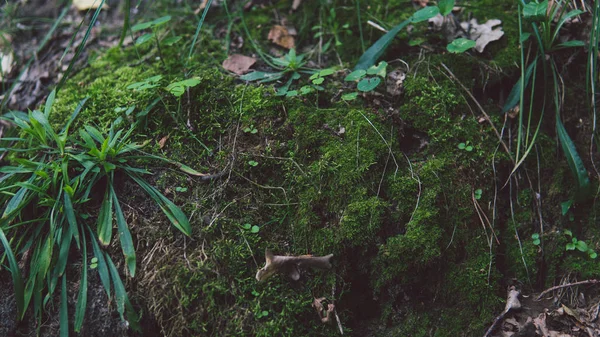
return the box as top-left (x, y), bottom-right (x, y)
top-left (194, 0), bottom-right (210, 14)
top-left (268, 25), bottom-right (295, 49)
top-left (158, 135), bottom-right (169, 149)
top-left (460, 19), bottom-right (504, 53)
top-left (222, 54), bottom-right (257, 75)
top-left (413, 0), bottom-right (429, 7)
top-left (72, 0), bottom-right (109, 10)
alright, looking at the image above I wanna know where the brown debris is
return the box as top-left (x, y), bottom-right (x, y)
top-left (267, 25), bottom-right (295, 49)
top-left (222, 54), bottom-right (257, 75)
top-left (312, 297), bottom-right (334, 324)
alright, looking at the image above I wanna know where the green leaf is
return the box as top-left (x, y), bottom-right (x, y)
top-left (357, 77), bottom-right (381, 92)
top-left (60, 274), bottom-right (68, 337)
top-left (44, 89), bottom-right (56, 117)
top-left (111, 185), bottom-right (136, 277)
top-left (242, 223), bottom-right (251, 230)
top-left (239, 71), bottom-right (284, 82)
top-left (97, 188), bottom-right (113, 246)
top-left (151, 15), bottom-right (171, 27)
top-left (590, 251), bottom-right (598, 259)
top-left (0, 227), bottom-right (24, 318)
top-left (554, 10), bottom-right (584, 41)
top-left (162, 36), bottom-right (182, 46)
top-left (502, 59), bottom-right (537, 113)
top-left (135, 33), bottom-right (153, 45)
top-left (342, 92), bottom-right (358, 101)
top-left (312, 77), bottom-right (324, 85)
top-left (128, 173), bottom-right (191, 236)
top-left (447, 38), bottom-right (476, 53)
top-left (566, 243), bottom-right (575, 250)
top-left (554, 40), bottom-right (585, 49)
top-left (564, 229), bottom-right (573, 237)
top-left (438, 0), bottom-right (455, 16)
top-left (345, 70), bottom-right (367, 81)
top-left (166, 77), bottom-right (201, 97)
top-left (576, 240), bottom-right (588, 252)
top-left (367, 61), bottom-right (388, 77)
top-left (74, 231), bottom-right (88, 331)
top-left (251, 225), bottom-right (260, 233)
top-left (89, 229), bottom-right (110, 298)
top-left (318, 68), bottom-right (335, 77)
top-left (412, 6), bottom-right (440, 23)
top-left (106, 255), bottom-right (126, 320)
top-left (523, 0), bottom-right (548, 22)
top-left (556, 117), bottom-right (591, 200)
top-left (355, 18), bottom-right (412, 70)
top-left (561, 200), bottom-right (573, 216)
top-left (520, 32), bottom-right (531, 43)
top-left (248, 160), bottom-right (258, 167)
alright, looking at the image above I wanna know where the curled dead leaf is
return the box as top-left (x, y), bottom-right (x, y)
top-left (158, 135), bottom-right (169, 149)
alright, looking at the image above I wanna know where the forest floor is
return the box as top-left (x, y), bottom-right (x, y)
top-left (1, 0), bottom-right (600, 336)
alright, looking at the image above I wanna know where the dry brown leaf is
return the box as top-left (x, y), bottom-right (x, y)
top-left (222, 54), bottom-right (257, 75)
top-left (158, 135), bottom-right (169, 149)
top-left (461, 19), bottom-right (504, 53)
top-left (72, 0), bottom-right (109, 10)
top-left (194, 0), bottom-right (210, 14)
top-left (268, 25), bottom-right (295, 49)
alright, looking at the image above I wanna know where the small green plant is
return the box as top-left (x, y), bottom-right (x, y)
top-left (175, 186), bottom-right (188, 193)
top-left (244, 125), bottom-right (258, 134)
top-left (241, 223), bottom-right (260, 233)
top-left (312, 7), bottom-right (351, 48)
top-left (166, 77), bottom-right (201, 97)
top-left (531, 233), bottom-right (541, 245)
top-left (343, 61), bottom-right (388, 100)
top-left (248, 160), bottom-right (258, 167)
top-left (240, 49), bottom-right (318, 96)
top-left (564, 230), bottom-right (597, 259)
top-left (0, 91), bottom-right (192, 336)
top-left (474, 188), bottom-right (482, 200)
top-left (458, 141), bottom-right (473, 152)
top-left (256, 310), bottom-right (269, 318)
top-left (504, 0), bottom-right (590, 200)
top-left (131, 15), bottom-right (176, 64)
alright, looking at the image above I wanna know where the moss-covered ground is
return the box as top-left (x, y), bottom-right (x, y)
top-left (3, 0), bottom-right (600, 336)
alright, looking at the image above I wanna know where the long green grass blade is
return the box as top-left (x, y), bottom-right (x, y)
top-left (57, 0), bottom-right (106, 91)
top-left (118, 0), bottom-right (131, 47)
top-left (557, 117), bottom-right (591, 200)
top-left (187, 0), bottom-right (213, 60)
top-left (62, 96), bottom-right (89, 135)
top-left (0, 227), bottom-right (24, 318)
top-left (44, 89), bottom-right (56, 117)
top-left (354, 18), bottom-right (411, 70)
top-left (127, 173), bottom-right (191, 236)
top-left (502, 59), bottom-right (537, 113)
top-left (88, 227), bottom-right (111, 298)
top-left (63, 192), bottom-right (81, 248)
top-left (110, 184), bottom-right (136, 277)
top-left (74, 228), bottom-right (88, 332)
top-left (106, 254), bottom-right (126, 320)
top-left (97, 188), bottom-right (113, 246)
top-left (59, 273), bottom-right (68, 337)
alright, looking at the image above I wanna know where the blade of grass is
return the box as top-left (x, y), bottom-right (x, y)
top-left (56, 0), bottom-right (106, 91)
top-left (110, 184), bottom-right (136, 277)
top-left (88, 226), bottom-right (111, 298)
top-left (118, 0), bottom-right (131, 47)
top-left (354, 18), bottom-right (411, 70)
top-left (97, 186), bottom-right (113, 246)
top-left (187, 0), bottom-right (213, 61)
top-left (106, 254), bottom-right (126, 320)
top-left (59, 273), bottom-right (68, 337)
top-left (0, 7), bottom-right (68, 111)
top-left (127, 173), bottom-right (191, 236)
top-left (0, 226), bottom-right (24, 318)
top-left (74, 228), bottom-right (88, 332)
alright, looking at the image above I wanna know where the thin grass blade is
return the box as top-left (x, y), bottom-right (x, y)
top-left (106, 254), bottom-right (126, 320)
top-left (59, 273), bottom-right (68, 337)
top-left (556, 117), bottom-right (591, 200)
top-left (97, 187), bottom-right (113, 246)
top-left (127, 173), bottom-right (191, 236)
top-left (88, 227), bottom-right (111, 298)
top-left (0, 227), bottom-right (24, 318)
top-left (74, 228), bottom-right (88, 332)
top-left (354, 18), bottom-right (411, 70)
top-left (110, 185), bottom-right (136, 277)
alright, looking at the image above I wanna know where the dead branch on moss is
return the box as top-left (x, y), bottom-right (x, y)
top-left (536, 279), bottom-right (600, 301)
top-left (483, 286), bottom-right (521, 337)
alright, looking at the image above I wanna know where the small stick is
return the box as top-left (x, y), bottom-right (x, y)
top-left (536, 279), bottom-right (600, 301)
top-left (483, 287), bottom-right (521, 337)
